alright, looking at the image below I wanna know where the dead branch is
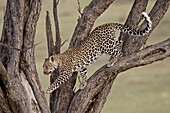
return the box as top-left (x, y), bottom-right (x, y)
top-left (60, 39), bottom-right (68, 47)
top-left (53, 0), bottom-right (61, 54)
top-left (0, 42), bottom-right (41, 52)
top-left (46, 11), bottom-right (55, 56)
top-left (77, 0), bottom-right (83, 16)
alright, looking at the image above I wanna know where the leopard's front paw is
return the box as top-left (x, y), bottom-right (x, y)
top-left (107, 61), bottom-right (115, 67)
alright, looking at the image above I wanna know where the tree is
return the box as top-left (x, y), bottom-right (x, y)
top-left (0, 0), bottom-right (170, 113)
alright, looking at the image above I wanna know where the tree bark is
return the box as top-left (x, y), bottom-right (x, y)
top-left (0, 0), bottom-right (50, 113)
top-left (0, 0), bottom-right (170, 113)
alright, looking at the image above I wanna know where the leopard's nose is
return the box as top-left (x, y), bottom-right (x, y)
top-left (43, 71), bottom-right (51, 75)
top-left (43, 71), bottom-right (48, 75)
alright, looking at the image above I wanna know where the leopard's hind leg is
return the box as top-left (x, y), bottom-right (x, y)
top-left (106, 40), bottom-right (123, 67)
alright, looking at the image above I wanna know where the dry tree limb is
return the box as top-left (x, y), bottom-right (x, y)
top-left (77, 0), bottom-right (83, 22)
top-left (46, 11), bottom-right (55, 56)
top-left (53, 0), bottom-right (61, 54)
top-left (77, 0), bottom-right (83, 16)
top-left (0, 42), bottom-right (41, 52)
top-left (60, 39), bottom-right (68, 47)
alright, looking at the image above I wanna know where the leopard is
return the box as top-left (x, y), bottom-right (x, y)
top-left (43, 12), bottom-right (152, 93)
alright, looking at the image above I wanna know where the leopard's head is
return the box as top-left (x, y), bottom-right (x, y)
top-left (43, 55), bottom-right (61, 75)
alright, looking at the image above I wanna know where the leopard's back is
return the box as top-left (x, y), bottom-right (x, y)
top-left (71, 23), bottom-right (121, 66)
top-left (44, 12), bottom-right (152, 93)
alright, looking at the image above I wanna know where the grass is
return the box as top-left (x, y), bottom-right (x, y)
top-left (1, 0), bottom-right (170, 113)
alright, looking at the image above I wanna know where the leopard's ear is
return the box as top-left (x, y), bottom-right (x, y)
top-left (45, 58), bottom-right (48, 60)
top-left (50, 56), bottom-right (54, 62)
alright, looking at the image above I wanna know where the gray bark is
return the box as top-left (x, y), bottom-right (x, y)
top-left (0, 0), bottom-right (50, 113)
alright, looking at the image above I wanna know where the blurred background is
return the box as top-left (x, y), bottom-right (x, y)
top-left (0, 0), bottom-right (170, 113)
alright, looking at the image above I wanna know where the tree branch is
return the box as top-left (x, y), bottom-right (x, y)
top-left (68, 37), bottom-right (170, 113)
top-left (69, 0), bottom-right (115, 48)
top-left (0, 42), bottom-right (41, 52)
top-left (121, 0), bottom-right (170, 55)
top-left (60, 39), bottom-right (68, 47)
top-left (46, 11), bottom-right (55, 56)
top-left (77, 0), bottom-right (82, 16)
top-left (53, 0), bottom-right (61, 53)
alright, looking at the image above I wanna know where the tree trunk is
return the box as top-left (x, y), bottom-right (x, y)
top-left (0, 0), bottom-right (170, 113)
top-left (0, 0), bottom-right (50, 113)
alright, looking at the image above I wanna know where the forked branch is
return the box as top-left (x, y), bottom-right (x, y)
top-left (68, 37), bottom-right (170, 113)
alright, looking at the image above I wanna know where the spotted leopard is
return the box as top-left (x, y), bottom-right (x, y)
top-left (43, 12), bottom-right (152, 93)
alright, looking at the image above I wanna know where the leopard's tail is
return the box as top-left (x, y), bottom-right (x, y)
top-left (115, 12), bottom-right (152, 36)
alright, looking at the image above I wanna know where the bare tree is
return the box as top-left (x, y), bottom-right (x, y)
top-left (0, 0), bottom-right (170, 113)
top-left (0, 0), bottom-right (50, 113)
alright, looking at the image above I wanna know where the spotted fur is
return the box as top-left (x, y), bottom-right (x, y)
top-left (43, 12), bottom-right (152, 93)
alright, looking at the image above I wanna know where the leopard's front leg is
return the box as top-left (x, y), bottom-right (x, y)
top-left (46, 68), bottom-right (72, 93)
